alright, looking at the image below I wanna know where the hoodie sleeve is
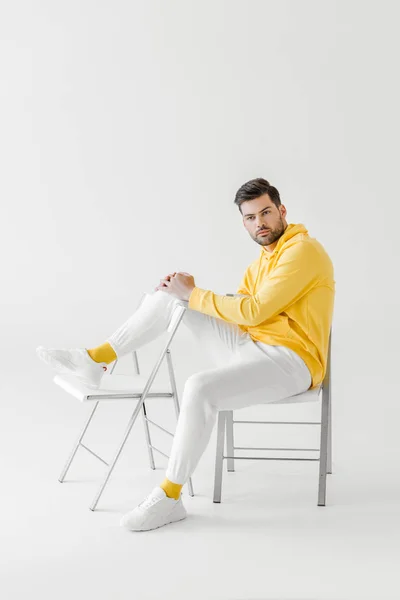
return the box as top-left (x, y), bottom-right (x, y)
top-left (188, 242), bottom-right (322, 326)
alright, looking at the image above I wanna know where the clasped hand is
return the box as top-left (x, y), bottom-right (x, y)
top-left (155, 271), bottom-right (196, 302)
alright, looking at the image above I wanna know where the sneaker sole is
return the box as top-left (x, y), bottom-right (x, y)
top-left (127, 512), bottom-right (187, 532)
top-left (122, 502), bottom-right (187, 531)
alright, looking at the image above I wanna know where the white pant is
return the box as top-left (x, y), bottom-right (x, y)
top-left (106, 290), bottom-right (312, 485)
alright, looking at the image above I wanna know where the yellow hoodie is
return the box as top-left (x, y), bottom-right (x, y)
top-left (188, 223), bottom-right (335, 390)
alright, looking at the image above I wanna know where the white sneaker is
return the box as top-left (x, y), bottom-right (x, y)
top-left (36, 346), bottom-right (108, 389)
top-left (120, 486), bottom-right (187, 532)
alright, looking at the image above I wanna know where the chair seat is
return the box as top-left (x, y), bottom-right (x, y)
top-left (268, 383), bottom-right (322, 404)
top-left (53, 373), bottom-right (322, 404)
top-left (53, 372), bottom-right (173, 402)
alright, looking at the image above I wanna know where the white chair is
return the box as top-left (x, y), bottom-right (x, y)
top-left (213, 324), bottom-right (332, 507)
top-left (54, 292), bottom-right (194, 511)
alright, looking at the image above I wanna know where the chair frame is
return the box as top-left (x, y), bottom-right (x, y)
top-left (57, 293), bottom-right (194, 511)
top-left (213, 325), bottom-right (332, 506)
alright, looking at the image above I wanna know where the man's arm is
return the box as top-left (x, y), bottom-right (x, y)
top-left (188, 242), bottom-right (322, 326)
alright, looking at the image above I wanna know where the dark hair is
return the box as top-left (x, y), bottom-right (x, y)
top-left (234, 178), bottom-right (281, 214)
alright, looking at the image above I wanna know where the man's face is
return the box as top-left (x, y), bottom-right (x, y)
top-left (241, 193), bottom-right (288, 252)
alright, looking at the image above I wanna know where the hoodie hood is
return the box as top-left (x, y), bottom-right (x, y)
top-left (260, 223), bottom-right (309, 261)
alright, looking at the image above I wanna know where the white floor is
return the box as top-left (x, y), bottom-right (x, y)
top-left (2, 364), bottom-right (399, 600)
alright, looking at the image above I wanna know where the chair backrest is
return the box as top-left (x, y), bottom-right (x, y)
top-left (322, 325), bottom-right (332, 391)
top-left (167, 301), bottom-right (187, 332)
top-left (136, 290), bottom-right (187, 333)
top-left (135, 291), bottom-right (187, 333)
top-left (327, 326), bottom-right (332, 366)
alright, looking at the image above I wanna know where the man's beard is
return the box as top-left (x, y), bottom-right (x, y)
top-left (255, 218), bottom-right (285, 246)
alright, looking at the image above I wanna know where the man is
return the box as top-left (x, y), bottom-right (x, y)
top-left (37, 177), bottom-right (335, 532)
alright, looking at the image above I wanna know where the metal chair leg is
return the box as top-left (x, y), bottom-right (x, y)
top-left (326, 328), bottom-right (332, 475)
top-left (109, 351), bottom-right (157, 471)
top-left (327, 384), bottom-right (332, 474)
top-left (141, 402), bottom-right (156, 470)
top-left (213, 411), bottom-right (226, 503)
top-left (59, 401), bottom-right (100, 482)
top-left (166, 350), bottom-right (194, 497)
top-left (317, 384), bottom-right (330, 506)
top-left (89, 397), bottom-right (144, 511)
top-left (226, 410), bottom-right (235, 472)
top-left (132, 350), bottom-right (156, 471)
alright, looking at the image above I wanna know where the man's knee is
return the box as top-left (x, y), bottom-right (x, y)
top-left (181, 372), bottom-right (215, 409)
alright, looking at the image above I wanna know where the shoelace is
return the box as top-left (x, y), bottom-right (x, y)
top-left (137, 494), bottom-right (163, 511)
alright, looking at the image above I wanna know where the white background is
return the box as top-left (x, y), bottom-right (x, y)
top-left (1, 2), bottom-right (399, 599)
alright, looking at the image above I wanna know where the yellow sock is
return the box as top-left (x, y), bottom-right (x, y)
top-left (87, 342), bottom-right (117, 364)
top-left (160, 478), bottom-right (183, 500)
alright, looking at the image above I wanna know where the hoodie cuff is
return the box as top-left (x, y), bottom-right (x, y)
top-left (188, 286), bottom-right (205, 310)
